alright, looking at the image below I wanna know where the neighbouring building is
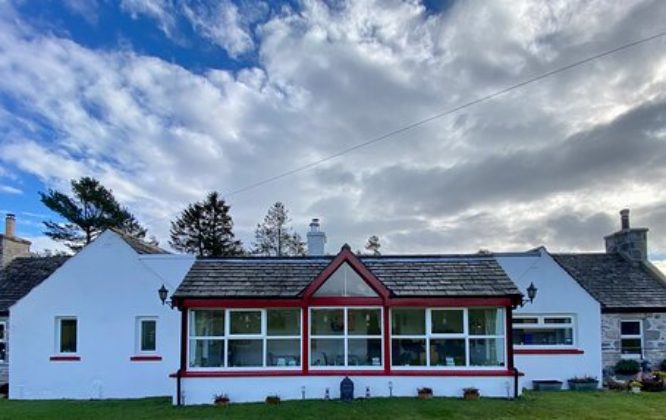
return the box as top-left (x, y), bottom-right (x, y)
top-left (552, 210), bottom-right (666, 371)
top-left (8, 229), bottom-right (194, 399)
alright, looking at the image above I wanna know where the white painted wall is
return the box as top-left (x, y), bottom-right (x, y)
top-left (178, 375), bottom-right (522, 405)
top-left (497, 250), bottom-right (602, 389)
top-left (9, 231), bottom-right (194, 399)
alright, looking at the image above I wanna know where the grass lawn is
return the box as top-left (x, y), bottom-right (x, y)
top-left (0, 391), bottom-right (664, 420)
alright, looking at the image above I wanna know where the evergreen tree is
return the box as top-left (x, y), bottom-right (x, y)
top-left (252, 202), bottom-right (305, 256)
top-left (40, 177), bottom-right (148, 251)
top-left (365, 235), bottom-right (382, 256)
top-left (169, 192), bottom-right (244, 257)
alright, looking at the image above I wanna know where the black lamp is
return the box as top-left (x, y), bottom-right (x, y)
top-left (526, 282), bottom-right (538, 303)
top-left (158, 284), bottom-right (169, 306)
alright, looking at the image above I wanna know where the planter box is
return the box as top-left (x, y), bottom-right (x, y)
top-left (568, 380), bottom-right (599, 391)
top-left (533, 380), bottom-right (563, 391)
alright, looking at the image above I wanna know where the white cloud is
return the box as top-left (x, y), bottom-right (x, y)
top-left (1, 0), bottom-right (666, 256)
top-left (0, 184), bottom-right (22, 194)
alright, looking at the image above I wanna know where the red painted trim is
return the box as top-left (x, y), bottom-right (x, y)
top-left (180, 308), bottom-right (188, 370)
top-left (177, 369), bottom-right (517, 378)
top-left (388, 297), bottom-right (512, 307)
top-left (49, 355), bottom-right (80, 361)
top-left (383, 304), bottom-right (391, 374)
top-left (302, 247), bottom-right (390, 301)
top-left (514, 349), bottom-right (584, 355)
top-left (183, 299), bottom-right (301, 308)
top-left (506, 305), bottom-right (514, 370)
top-left (302, 303), bottom-right (309, 374)
top-left (130, 355), bottom-right (163, 361)
top-left (308, 297), bottom-right (384, 306)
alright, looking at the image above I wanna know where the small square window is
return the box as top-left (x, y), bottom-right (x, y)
top-left (57, 317), bottom-right (77, 354)
top-left (137, 318), bottom-right (157, 353)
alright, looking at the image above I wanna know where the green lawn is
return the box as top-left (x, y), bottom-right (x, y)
top-left (0, 392), bottom-right (664, 420)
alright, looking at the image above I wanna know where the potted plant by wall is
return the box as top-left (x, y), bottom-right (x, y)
top-left (614, 359), bottom-right (641, 380)
top-left (417, 387), bottom-right (433, 400)
top-left (462, 387), bottom-right (480, 400)
top-left (532, 380), bottom-right (563, 391)
top-left (213, 393), bottom-right (230, 407)
top-left (567, 376), bottom-right (599, 391)
top-left (639, 374), bottom-right (664, 392)
top-left (265, 395), bottom-right (281, 405)
top-left (629, 380), bottom-right (642, 394)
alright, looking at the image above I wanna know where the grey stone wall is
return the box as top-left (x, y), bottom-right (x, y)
top-left (0, 316), bottom-right (7, 386)
top-left (0, 236), bottom-right (31, 268)
top-left (602, 313), bottom-right (666, 370)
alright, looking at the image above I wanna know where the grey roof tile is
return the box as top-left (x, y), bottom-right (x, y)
top-left (0, 256), bottom-right (69, 313)
top-left (552, 253), bottom-right (666, 310)
top-left (174, 255), bottom-right (520, 298)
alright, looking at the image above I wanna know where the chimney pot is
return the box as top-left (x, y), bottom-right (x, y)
top-left (306, 218), bottom-right (326, 256)
top-left (5, 213), bottom-right (16, 237)
top-left (620, 209), bottom-right (630, 230)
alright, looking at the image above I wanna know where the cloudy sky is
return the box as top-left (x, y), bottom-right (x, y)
top-left (0, 0), bottom-right (665, 265)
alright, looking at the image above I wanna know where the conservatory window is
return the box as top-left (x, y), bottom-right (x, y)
top-left (188, 309), bottom-right (301, 369)
top-left (620, 320), bottom-right (643, 358)
top-left (512, 315), bottom-right (575, 347)
top-left (310, 307), bottom-right (383, 368)
top-left (313, 263), bottom-right (377, 297)
top-left (391, 308), bottom-right (506, 368)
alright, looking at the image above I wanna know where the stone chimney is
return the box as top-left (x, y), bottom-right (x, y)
top-left (1, 213), bottom-right (32, 268)
top-left (604, 209), bottom-right (648, 262)
top-left (306, 218), bottom-right (327, 256)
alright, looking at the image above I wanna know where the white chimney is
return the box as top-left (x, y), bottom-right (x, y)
top-left (307, 218), bottom-right (326, 256)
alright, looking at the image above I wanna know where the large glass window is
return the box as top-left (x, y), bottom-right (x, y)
top-left (310, 307), bottom-right (383, 368)
top-left (189, 309), bottom-right (301, 369)
top-left (0, 321), bottom-right (6, 362)
top-left (313, 263), bottom-right (377, 297)
top-left (391, 308), bottom-right (506, 368)
top-left (620, 320), bottom-right (642, 358)
top-left (56, 317), bottom-right (77, 354)
top-left (513, 315), bottom-right (575, 346)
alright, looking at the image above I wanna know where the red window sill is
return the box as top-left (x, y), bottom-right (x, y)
top-left (130, 355), bottom-right (163, 362)
top-left (171, 369), bottom-right (519, 378)
top-left (50, 355), bottom-right (81, 361)
top-left (514, 349), bottom-right (584, 355)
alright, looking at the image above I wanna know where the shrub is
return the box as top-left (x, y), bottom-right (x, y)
top-left (615, 359), bottom-right (641, 375)
top-left (661, 359), bottom-right (666, 372)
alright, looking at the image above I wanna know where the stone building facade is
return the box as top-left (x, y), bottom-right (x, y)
top-left (602, 312), bottom-right (666, 370)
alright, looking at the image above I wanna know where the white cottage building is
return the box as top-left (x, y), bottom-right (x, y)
top-left (8, 230), bottom-right (193, 399)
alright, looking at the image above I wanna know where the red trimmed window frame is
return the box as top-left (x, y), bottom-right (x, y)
top-left (178, 247), bottom-right (517, 377)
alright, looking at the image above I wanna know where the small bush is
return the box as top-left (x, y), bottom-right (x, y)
top-left (615, 359), bottom-right (641, 375)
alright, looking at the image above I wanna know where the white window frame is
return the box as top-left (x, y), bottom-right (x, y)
top-left (309, 306), bottom-right (384, 370)
top-left (512, 314), bottom-right (577, 348)
top-left (620, 319), bottom-right (643, 359)
top-left (0, 321), bottom-right (7, 363)
top-left (188, 308), bottom-right (302, 371)
top-left (136, 317), bottom-right (158, 354)
top-left (390, 307), bottom-right (507, 370)
top-left (55, 316), bottom-right (78, 355)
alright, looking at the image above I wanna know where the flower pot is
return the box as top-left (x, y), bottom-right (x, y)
top-left (532, 380), bottom-right (563, 391)
top-left (463, 390), bottom-right (479, 400)
top-left (568, 380), bottom-right (599, 391)
top-left (215, 400), bottom-right (230, 407)
top-left (417, 392), bottom-right (433, 400)
top-left (631, 386), bottom-right (641, 394)
top-left (265, 396), bottom-right (281, 405)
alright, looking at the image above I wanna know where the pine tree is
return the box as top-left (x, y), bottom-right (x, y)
top-left (40, 177), bottom-right (148, 251)
top-left (169, 192), bottom-right (244, 257)
top-left (365, 235), bottom-right (381, 256)
top-left (252, 202), bottom-right (305, 256)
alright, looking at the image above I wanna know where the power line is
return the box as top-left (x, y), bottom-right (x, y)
top-left (225, 30), bottom-right (666, 197)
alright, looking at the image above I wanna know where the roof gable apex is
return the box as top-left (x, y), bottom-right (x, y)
top-left (302, 244), bottom-right (390, 300)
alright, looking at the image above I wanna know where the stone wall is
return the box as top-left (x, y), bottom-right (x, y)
top-left (0, 316), bottom-right (8, 386)
top-left (602, 313), bottom-right (666, 371)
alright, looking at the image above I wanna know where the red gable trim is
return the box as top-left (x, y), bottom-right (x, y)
top-left (388, 297), bottom-right (512, 307)
top-left (302, 245), bottom-right (390, 301)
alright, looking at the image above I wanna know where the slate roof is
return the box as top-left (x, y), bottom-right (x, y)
top-left (174, 255), bottom-right (520, 299)
top-left (551, 253), bottom-right (666, 311)
top-left (0, 256), bottom-right (69, 314)
top-left (111, 229), bottom-right (170, 255)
